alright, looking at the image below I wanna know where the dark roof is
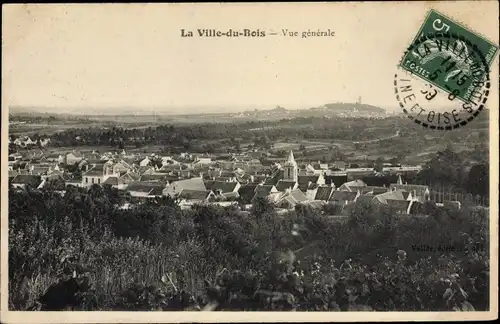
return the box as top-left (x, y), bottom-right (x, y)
top-left (409, 201), bottom-right (423, 214)
top-left (120, 172), bottom-right (141, 181)
top-left (276, 180), bottom-right (297, 192)
top-left (126, 182), bottom-right (163, 193)
top-left (66, 176), bottom-right (82, 183)
top-left (204, 180), bottom-right (216, 190)
top-left (149, 187), bottom-right (164, 197)
top-left (169, 177), bottom-right (206, 191)
top-left (103, 176), bottom-right (119, 185)
top-left (140, 174), bottom-right (169, 182)
top-left (361, 186), bottom-right (389, 195)
top-left (329, 191), bottom-right (358, 202)
top-left (298, 175), bottom-right (319, 185)
top-left (238, 183), bottom-right (259, 204)
top-left (314, 186), bottom-right (334, 201)
top-left (361, 175), bottom-right (400, 187)
top-left (254, 185), bottom-right (276, 198)
top-left (324, 175), bottom-right (348, 186)
top-left (83, 170), bottom-right (103, 177)
top-left (356, 195), bottom-right (374, 205)
top-left (11, 175), bottom-right (42, 187)
top-left (214, 176), bottom-right (235, 182)
top-left (221, 191), bottom-right (240, 199)
top-left (178, 189), bottom-right (212, 200)
top-left (220, 171), bottom-right (236, 178)
top-left (211, 181), bottom-right (239, 194)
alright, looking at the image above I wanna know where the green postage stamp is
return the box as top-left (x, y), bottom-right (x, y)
top-left (399, 9), bottom-right (498, 104)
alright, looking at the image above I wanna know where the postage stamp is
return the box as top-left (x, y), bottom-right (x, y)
top-left (395, 9), bottom-right (499, 130)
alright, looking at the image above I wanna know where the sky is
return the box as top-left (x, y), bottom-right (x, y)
top-left (2, 2), bottom-right (499, 114)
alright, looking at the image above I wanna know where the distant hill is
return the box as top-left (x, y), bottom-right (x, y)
top-left (312, 102), bottom-right (386, 114)
top-left (9, 102), bottom-right (388, 118)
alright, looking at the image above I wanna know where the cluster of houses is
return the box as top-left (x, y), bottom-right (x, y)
top-left (8, 147), bottom-right (443, 214)
top-left (8, 135), bottom-right (51, 148)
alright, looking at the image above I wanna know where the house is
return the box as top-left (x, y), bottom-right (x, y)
top-left (135, 165), bottom-right (156, 175)
top-left (275, 180), bottom-right (298, 192)
top-left (360, 186), bottom-right (389, 195)
top-left (275, 188), bottom-right (309, 209)
top-left (29, 163), bottom-right (52, 176)
top-left (39, 175), bottom-right (66, 191)
top-left (297, 173), bottom-right (325, 192)
top-left (338, 180), bottom-right (367, 192)
top-left (238, 183), bottom-right (260, 204)
top-left (298, 164), bottom-right (317, 176)
top-left (372, 189), bottom-right (408, 204)
top-left (324, 173), bottom-right (348, 187)
top-left (346, 168), bottom-right (375, 180)
top-left (370, 188), bottom-right (416, 214)
top-left (102, 176), bottom-right (126, 190)
top-left (180, 167), bottom-right (195, 179)
top-left (194, 157), bottom-right (214, 166)
top-left (124, 183), bottom-right (165, 202)
top-left (24, 137), bottom-right (36, 146)
top-left (81, 162), bottom-right (120, 187)
top-left (311, 161), bottom-right (329, 171)
top-left (382, 165), bottom-right (423, 175)
top-left (119, 171), bottom-right (141, 184)
top-left (304, 183), bottom-right (320, 201)
top-left (65, 151), bottom-right (84, 165)
top-left (139, 173), bottom-right (171, 183)
top-left (389, 184), bottom-right (430, 202)
top-left (253, 184), bottom-right (281, 202)
top-left (314, 185), bottom-right (335, 201)
top-left (329, 190), bottom-right (360, 206)
top-left (177, 189), bottom-right (216, 204)
top-left (220, 191), bottom-right (240, 201)
top-left (163, 177), bottom-right (207, 197)
top-left (355, 194), bottom-right (376, 206)
top-left (110, 160), bottom-right (133, 174)
top-left (10, 175), bottom-right (43, 190)
top-left (14, 138), bottom-right (23, 146)
top-left (389, 175), bottom-right (430, 202)
top-left (40, 138), bottom-right (51, 147)
top-left (211, 181), bottom-right (241, 196)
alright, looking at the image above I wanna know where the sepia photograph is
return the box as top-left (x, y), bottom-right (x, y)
top-left (1, 2), bottom-right (498, 323)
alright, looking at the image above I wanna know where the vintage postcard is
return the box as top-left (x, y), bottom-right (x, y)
top-left (1, 2), bottom-right (498, 323)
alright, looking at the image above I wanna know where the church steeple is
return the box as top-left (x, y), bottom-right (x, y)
top-left (397, 174), bottom-right (403, 185)
top-left (287, 149), bottom-right (296, 164)
top-left (284, 149), bottom-right (298, 182)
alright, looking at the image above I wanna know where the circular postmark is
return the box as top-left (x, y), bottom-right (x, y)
top-left (395, 31), bottom-right (491, 130)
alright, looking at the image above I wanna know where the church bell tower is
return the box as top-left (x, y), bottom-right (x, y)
top-left (284, 149), bottom-right (298, 182)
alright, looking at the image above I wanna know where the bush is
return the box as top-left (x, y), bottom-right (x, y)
top-left (8, 187), bottom-right (490, 311)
